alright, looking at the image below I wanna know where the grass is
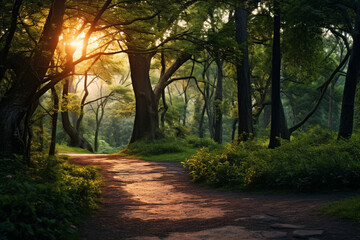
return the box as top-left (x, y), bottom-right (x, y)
top-left (56, 144), bottom-right (92, 154)
top-left (321, 195), bottom-right (360, 222)
top-left (119, 136), bottom-right (218, 162)
top-left (131, 148), bottom-right (198, 162)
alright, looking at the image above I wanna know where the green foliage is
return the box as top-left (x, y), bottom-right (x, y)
top-left (56, 144), bottom-right (92, 154)
top-left (183, 127), bottom-right (360, 192)
top-left (121, 136), bottom-right (218, 162)
top-left (320, 195), bottom-right (360, 222)
top-left (124, 137), bottom-right (185, 156)
top-left (0, 155), bottom-right (102, 240)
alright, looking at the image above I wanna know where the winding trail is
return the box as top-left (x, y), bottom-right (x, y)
top-left (68, 154), bottom-right (360, 240)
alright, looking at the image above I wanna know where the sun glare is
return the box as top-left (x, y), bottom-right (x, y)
top-left (70, 40), bottom-right (83, 48)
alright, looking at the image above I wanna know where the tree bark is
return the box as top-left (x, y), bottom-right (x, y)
top-left (231, 118), bottom-right (238, 141)
top-left (199, 103), bottom-right (206, 138)
top-left (280, 100), bottom-right (290, 140)
top-left (328, 81), bottom-right (335, 129)
top-left (128, 52), bottom-right (159, 143)
top-left (49, 87), bottom-right (59, 156)
top-left (0, 0), bottom-right (65, 156)
top-left (214, 59), bottom-right (223, 143)
top-left (235, 7), bottom-right (253, 141)
top-left (338, 2), bottom-right (360, 139)
top-left (262, 105), bottom-right (271, 128)
top-left (269, 1), bottom-right (281, 149)
top-left (160, 89), bottom-right (168, 128)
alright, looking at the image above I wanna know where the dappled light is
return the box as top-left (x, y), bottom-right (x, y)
top-left (1, 0), bottom-right (360, 239)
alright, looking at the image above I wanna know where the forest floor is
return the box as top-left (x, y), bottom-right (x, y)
top-left (67, 154), bottom-right (360, 240)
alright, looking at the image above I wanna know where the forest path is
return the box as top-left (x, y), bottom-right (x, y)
top-left (68, 154), bottom-right (360, 240)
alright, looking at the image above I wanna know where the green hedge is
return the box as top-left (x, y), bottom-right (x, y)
top-left (0, 155), bottom-right (102, 240)
top-left (183, 128), bottom-right (360, 192)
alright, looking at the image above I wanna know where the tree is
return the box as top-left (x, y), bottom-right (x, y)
top-left (235, 5), bottom-right (253, 141)
top-left (338, 0), bottom-right (360, 139)
top-left (0, 0), bottom-right (66, 157)
top-left (269, 0), bottom-right (281, 148)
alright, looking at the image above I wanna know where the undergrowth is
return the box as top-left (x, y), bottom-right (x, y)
top-left (121, 136), bottom-right (218, 162)
top-left (56, 144), bottom-right (92, 154)
top-left (0, 154), bottom-right (102, 240)
top-left (320, 195), bottom-right (360, 222)
top-left (183, 127), bottom-right (360, 192)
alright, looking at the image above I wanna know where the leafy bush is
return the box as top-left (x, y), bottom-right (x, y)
top-left (0, 155), bottom-right (102, 240)
top-left (186, 136), bottom-right (218, 149)
top-left (123, 137), bottom-right (187, 156)
top-left (183, 127), bottom-right (360, 192)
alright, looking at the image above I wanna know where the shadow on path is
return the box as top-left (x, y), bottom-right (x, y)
top-left (68, 154), bottom-right (360, 240)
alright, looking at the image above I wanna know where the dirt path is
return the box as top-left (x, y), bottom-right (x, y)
top-left (68, 154), bottom-right (360, 240)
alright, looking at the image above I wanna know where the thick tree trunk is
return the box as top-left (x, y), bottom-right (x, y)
top-left (338, 2), bottom-right (360, 139)
top-left (49, 87), bottom-right (59, 156)
top-left (214, 59), bottom-right (223, 143)
top-left (0, 0), bottom-right (65, 156)
top-left (269, 1), bottom-right (281, 149)
top-left (128, 53), bottom-right (159, 143)
top-left (61, 78), bottom-right (94, 152)
top-left (235, 7), bottom-right (253, 141)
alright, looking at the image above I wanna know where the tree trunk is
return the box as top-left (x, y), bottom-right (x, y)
top-left (183, 87), bottom-right (188, 126)
top-left (128, 52), bottom-right (159, 143)
top-left (338, 2), bottom-right (360, 139)
top-left (0, 0), bottom-right (65, 156)
top-left (199, 103), bottom-right (206, 138)
top-left (262, 105), bottom-right (271, 128)
top-left (269, 1), bottom-right (281, 149)
top-left (49, 87), bottom-right (59, 156)
top-left (160, 89), bottom-right (168, 128)
top-left (61, 78), bottom-right (94, 152)
top-left (214, 59), bottom-right (223, 143)
top-left (280, 100), bottom-right (290, 140)
top-left (94, 102), bottom-right (106, 152)
top-left (328, 81), bottom-right (334, 130)
top-left (235, 7), bottom-right (253, 141)
top-left (231, 118), bottom-right (238, 141)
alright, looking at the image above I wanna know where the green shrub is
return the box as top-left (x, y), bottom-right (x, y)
top-left (320, 195), bottom-right (360, 222)
top-left (186, 136), bottom-right (218, 149)
top-left (183, 128), bottom-right (360, 192)
top-left (121, 136), bottom-right (220, 162)
top-left (124, 137), bottom-right (186, 156)
top-left (0, 155), bottom-right (102, 240)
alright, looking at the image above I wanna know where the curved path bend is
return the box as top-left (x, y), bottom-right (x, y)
top-left (68, 154), bottom-right (360, 240)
